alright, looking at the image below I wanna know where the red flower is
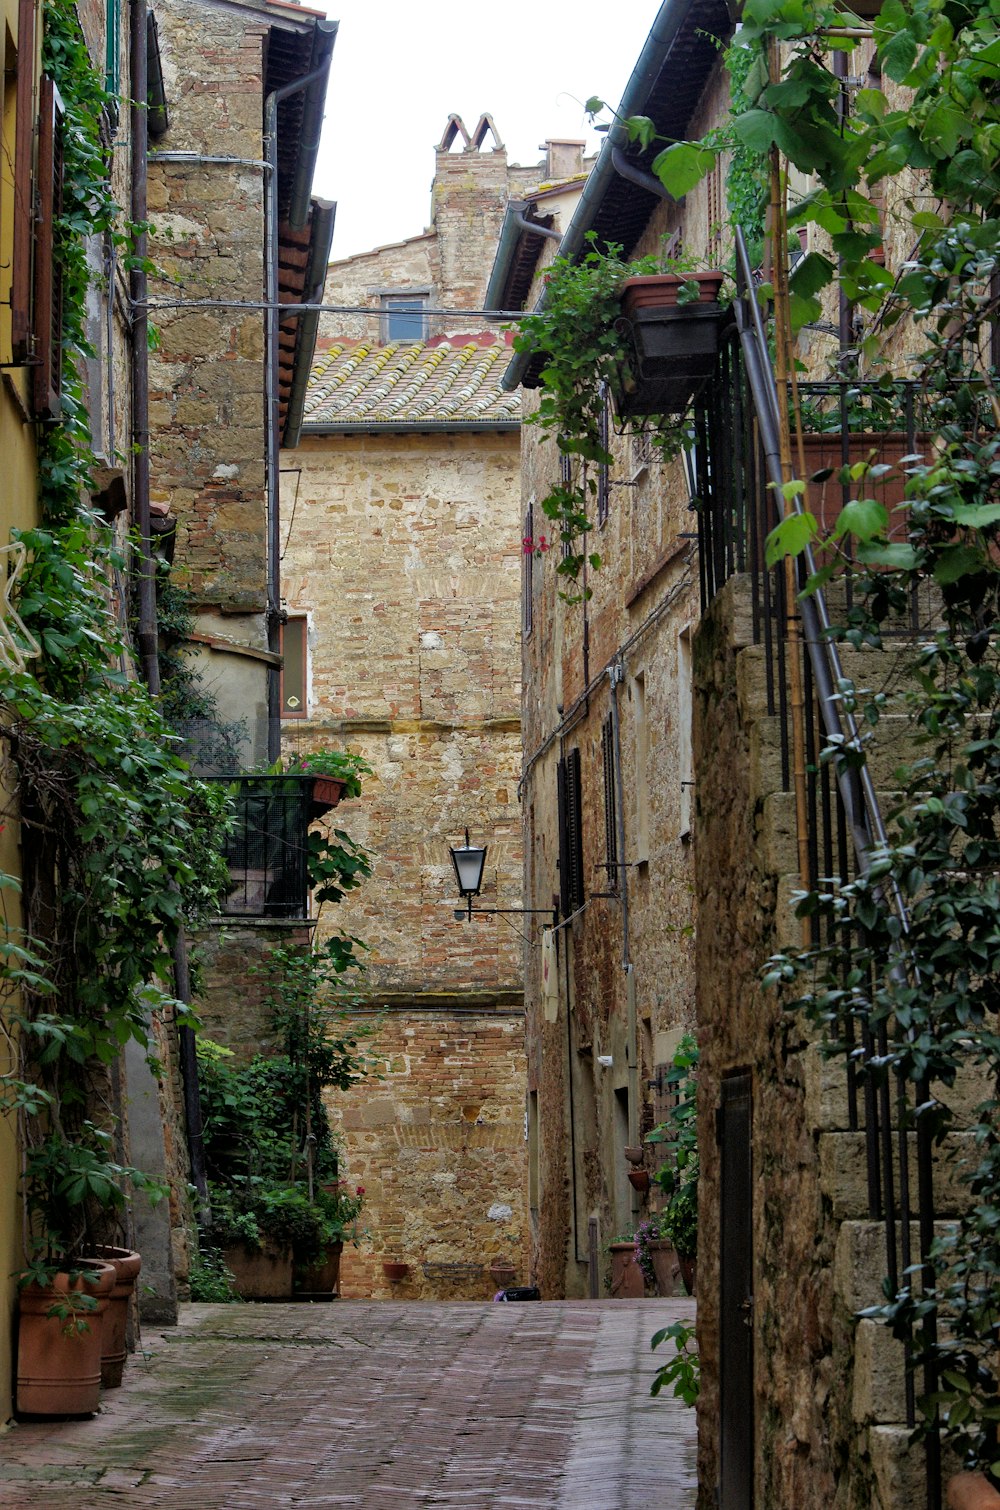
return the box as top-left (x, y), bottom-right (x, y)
top-left (356, 1185), bottom-right (365, 1196)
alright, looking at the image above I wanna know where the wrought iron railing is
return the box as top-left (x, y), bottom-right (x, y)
top-left (211, 774), bottom-right (315, 920)
top-left (694, 229), bottom-right (942, 1508)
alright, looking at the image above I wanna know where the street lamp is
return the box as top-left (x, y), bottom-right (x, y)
top-left (450, 829), bottom-right (487, 913)
top-left (448, 829), bottom-right (557, 927)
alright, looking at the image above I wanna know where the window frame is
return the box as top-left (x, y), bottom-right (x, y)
top-left (280, 613), bottom-right (309, 719)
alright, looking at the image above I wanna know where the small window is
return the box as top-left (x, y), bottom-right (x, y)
top-left (523, 502), bottom-right (534, 638)
top-left (382, 296), bottom-right (426, 343)
top-left (280, 615), bottom-right (307, 718)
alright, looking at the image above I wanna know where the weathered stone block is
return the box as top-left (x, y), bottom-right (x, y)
top-left (820, 1130), bottom-right (977, 1220)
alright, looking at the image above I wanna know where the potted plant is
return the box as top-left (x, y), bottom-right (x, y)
top-left (513, 234), bottom-right (728, 585)
top-left (634, 1218), bottom-right (679, 1298)
top-left (15, 1122), bottom-right (165, 1414)
top-left (648, 1033), bottom-right (699, 1296)
top-left (91, 1244), bottom-right (143, 1388)
top-left (284, 748), bottom-right (372, 820)
top-left (295, 1182), bottom-right (365, 1298)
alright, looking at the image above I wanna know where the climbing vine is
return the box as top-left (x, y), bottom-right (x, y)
top-left (1, 0), bottom-right (233, 1277)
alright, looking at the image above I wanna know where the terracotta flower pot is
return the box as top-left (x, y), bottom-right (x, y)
top-left (678, 1253), bottom-right (697, 1296)
top-left (309, 776), bottom-right (346, 819)
top-left (489, 1260), bottom-right (517, 1290)
top-left (620, 271), bottom-right (725, 317)
top-left (16, 1261), bottom-right (116, 1416)
top-left (382, 1261), bottom-right (409, 1282)
top-left (609, 1242), bottom-right (644, 1298)
top-left (946, 1473), bottom-right (1000, 1510)
top-left (800, 431), bottom-right (929, 540)
top-left (90, 1246), bottom-right (142, 1388)
top-left (628, 1169), bottom-right (651, 1194)
top-left (646, 1239), bottom-right (681, 1297)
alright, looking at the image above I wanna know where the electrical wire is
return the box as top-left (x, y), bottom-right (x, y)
top-left (135, 297), bottom-right (528, 320)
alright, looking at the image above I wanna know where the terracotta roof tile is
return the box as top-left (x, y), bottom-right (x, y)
top-left (303, 339), bottom-right (522, 428)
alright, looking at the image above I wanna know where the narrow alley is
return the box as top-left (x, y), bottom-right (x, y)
top-left (1, 1298), bottom-right (697, 1509)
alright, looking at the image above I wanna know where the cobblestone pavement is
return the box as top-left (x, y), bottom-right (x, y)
top-left (0, 1298), bottom-right (698, 1509)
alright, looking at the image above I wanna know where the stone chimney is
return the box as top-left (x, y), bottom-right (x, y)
top-left (431, 114), bottom-right (510, 310)
top-left (541, 139), bottom-right (586, 182)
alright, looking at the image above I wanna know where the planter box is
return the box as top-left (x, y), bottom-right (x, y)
top-left (613, 289), bottom-right (729, 419)
top-left (800, 431), bottom-right (928, 538)
top-left (223, 1240), bottom-right (293, 1300)
top-left (16, 1262), bottom-right (116, 1416)
top-left (294, 1241), bottom-right (343, 1300)
top-left (308, 776), bottom-right (346, 821)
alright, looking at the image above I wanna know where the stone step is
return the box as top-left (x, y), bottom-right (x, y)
top-left (804, 1041), bottom-right (993, 1135)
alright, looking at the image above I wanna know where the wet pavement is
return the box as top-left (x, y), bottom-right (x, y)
top-left (0, 1297), bottom-right (698, 1509)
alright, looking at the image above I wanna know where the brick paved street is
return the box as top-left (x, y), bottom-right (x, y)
top-left (0, 1298), bottom-right (697, 1509)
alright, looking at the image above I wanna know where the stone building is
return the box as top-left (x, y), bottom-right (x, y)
top-left (277, 122), bottom-right (590, 1299)
top-left (500, 1), bottom-right (972, 1506)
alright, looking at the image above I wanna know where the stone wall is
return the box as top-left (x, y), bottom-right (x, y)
top-left (332, 1007), bottom-right (530, 1301)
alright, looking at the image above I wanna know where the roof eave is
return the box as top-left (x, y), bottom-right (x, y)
top-left (301, 420), bottom-right (521, 436)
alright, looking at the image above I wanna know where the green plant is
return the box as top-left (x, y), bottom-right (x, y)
top-left (648, 1033), bottom-right (699, 1260)
top-left (188, 1246), bottom-right (239, 1303)
top-left (284, 748), bottom-right (373, 800)
top-left (0, 0), bottom-right (234, 1290)
top-left (634, 1218), bottom-right (663, 1288)
top-left (651, 1319), bottom-right (700, 1406)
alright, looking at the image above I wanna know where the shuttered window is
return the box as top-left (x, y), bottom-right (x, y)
top-left (557, 748), bottom-right (584, 916)
top-left (280, 615), bottom-right (307, 718)
top-left (601, 715), bottom-right (618, 893)
top-left (10, 0), bottom-right (36, 364)
top-left (32, 76), bottom-right (65, 421)
top-left (596, 382), bottom-right (610, 526)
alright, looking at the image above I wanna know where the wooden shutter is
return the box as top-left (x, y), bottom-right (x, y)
top-left (596, 383), bottom-right (610, 525)
top-left (11, 0), bottom-right (36, 363)
top-left (601, 715), bottom-right (618, 892)
top-left (557, 748), bottom-right (584, 916)
top-left (33, 76), bottom-right (65, 421)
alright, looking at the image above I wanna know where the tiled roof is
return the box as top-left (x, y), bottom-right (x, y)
top-left (302, 338), bottom-right (522, 429)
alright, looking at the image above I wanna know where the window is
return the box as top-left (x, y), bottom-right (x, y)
top-left (10, 0), bottom-right (36, 365)
top-left (678, 627), bottom-right (694, 838)
top-left (32, 76), bottom-right (65, 421)
top-left (601, 714), bottom-right (619, 893)
top-left (557, 748), bottom-right (584, 916)
top-left (382, 295), bottom-right (426, 343)
top-left (280, 615), bottom-right (307, 718)
top-left (559, 451), bottom-right (574, 560)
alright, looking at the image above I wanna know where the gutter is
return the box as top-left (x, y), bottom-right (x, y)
top-left (282, 197), bottom-right (337, 450)
top-left (501, 0), bottom-right (697, 392)
top-left (484, 200), bottom-right (561, 313)
top-left (288, 20), bottom-right (338, 231)
top-left (301, 420), bottom-right (520, 436)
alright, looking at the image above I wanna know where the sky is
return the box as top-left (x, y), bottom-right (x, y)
top-left (312, 1), bottom-right (660, 262)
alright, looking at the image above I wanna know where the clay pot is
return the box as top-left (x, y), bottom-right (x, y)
top-left (309, 776), bottom-right (346, 819)
top-left (627, 1169), bottom-right (651, 1194)
top-left (678, 1253), bottom-right (697, 1297)
top-left (646, 1239), bottom-right (681, 1297)
top-left (800, 431), bottom-right (929, 540)
top-left (489, 1260), bottom-right (517, 1289)
top-left (946, 1473), bottom-right (1000, 1510)
top-left (382, 1261), bottom-right (409, 1282)
top-left (609, 1242), bottom-right (644, 1299)
top-left (16, 1261), bottom-right (116, 1416)
top-left (90, 1246), bottom-right (142, 1388)
top-left (620, 271), bottom-right (725, 317)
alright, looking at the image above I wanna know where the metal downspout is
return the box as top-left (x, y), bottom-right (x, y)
top-left (608, 668), bottom-right (639, 1209)
top-left (263, 60), bottom-right (331, 762)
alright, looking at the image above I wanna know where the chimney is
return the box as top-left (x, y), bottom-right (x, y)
top-left (540, 139), bottom-right (586, 182)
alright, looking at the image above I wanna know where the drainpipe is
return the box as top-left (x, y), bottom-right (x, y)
top-left (263, 59), bottom-right (334, 762)
top-left (129, 0), bottom-right (158, 697)
top-left (608, 666), bottom-right (640, 1207)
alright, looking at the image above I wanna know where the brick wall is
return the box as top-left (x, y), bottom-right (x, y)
top-left (333, 1009), bottom-right (530, 1300)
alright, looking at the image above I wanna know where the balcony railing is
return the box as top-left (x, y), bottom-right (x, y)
top-left (211, 774), bottom-right (315, 920)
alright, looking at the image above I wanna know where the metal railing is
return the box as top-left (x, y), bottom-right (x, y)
top-left (694, 228), bottom-right (941, 1507)
top-left (211, 773), bottom-right (315, 920)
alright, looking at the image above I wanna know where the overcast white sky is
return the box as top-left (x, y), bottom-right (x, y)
top-left (312, 2), bottom-right (660, 262)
